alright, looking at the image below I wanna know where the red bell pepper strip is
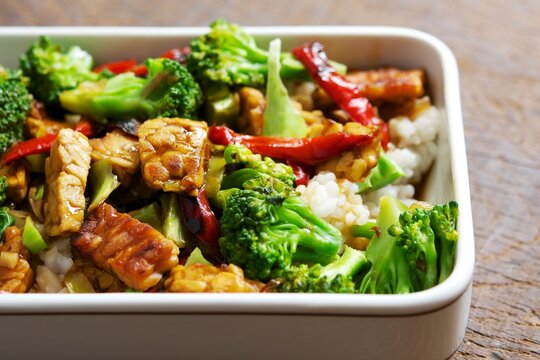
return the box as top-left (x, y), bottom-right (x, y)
top-left (179, 189), bottom-right (220, 251)
top-left (208, 126), bottom-right (376, 167)
top-left (287, 161), bottom-right (310, 187)
top-left (93, 59), bottom-right (138, 74)
top-left (92, 47), bottom-right (190, 77)
top-left (2, 121), bottom-right (96, 165)
top-left (292, 42), bottom-right (389, 149)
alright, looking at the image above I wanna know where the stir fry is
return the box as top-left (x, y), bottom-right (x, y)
top-left (0, 20), bottom-right (458, 294)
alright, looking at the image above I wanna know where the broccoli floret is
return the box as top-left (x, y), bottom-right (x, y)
top-left (0, 68), bottom-right (32, 154)
top-left (269, 246), bottom-right (368, 293)
top-left (357, 151), bottom-right (404, 193)
top-left (221, 144), bottom-right (295, 191)
top-left (217, 188), bottom-right (342, 281)
top-left (359, 196), bottom-right (415, 294)
top-left (187, 19), bottom-right (346, 88)
top-left (59, 58), bottom-right (203, 122)
top-left (0, 176), bottom-right (7, 205)
top-left (430, 201), bottom-right (459, 283)
top-left (0, 207), bottom-right (15, 240)
top-left (20, 36), bottom-right (97, 108)
top-left (388, 207), bottom-right (438, 291)
top-left (360, 197), bottom-right (460, 294)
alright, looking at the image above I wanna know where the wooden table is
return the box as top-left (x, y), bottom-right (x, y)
top-left (2, 0), bottom-right (539, 358)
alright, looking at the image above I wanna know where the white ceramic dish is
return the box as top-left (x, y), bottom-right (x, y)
top-left (0, 26), bottom-right (474, 360)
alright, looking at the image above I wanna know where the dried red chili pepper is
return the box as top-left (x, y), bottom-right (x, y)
top-left (93, 59), bottom-right (138, 75)
top-left (208, 126), bottom-right (376, 167)
top-left (287, 161), bottom-right (310, 187)
top-left (2, 120), bottom-right (96, 165)
top-left (292, 42), bottom-right (389, 149)
top-left (180, 189), bottom-right (220, 251)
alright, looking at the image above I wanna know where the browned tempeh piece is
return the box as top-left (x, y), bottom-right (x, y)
top-left (164, 263), bottom-right (263, 293)
top-left (44, 128), bottom-right (91, 237)
top-left (72, 203), bottom-right (179, 291)
top-left (89, 129), bottom-right (140, 186)
top-left (138, 118), bottom-right (210, 195)
top-left (0, 227), bottom-right (33, 293)
top-left (346, 68), bottom-right (425, 104)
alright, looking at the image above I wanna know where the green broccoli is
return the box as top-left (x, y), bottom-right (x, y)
top-left (359, 196), bottom-right (415, 294)
top-left (268, 246), bottom-right (368, 293)
top-left (361, 197), bottom-right (460, 294)
top-left (0, 68), bottom-right (32, 154)
top-left (20, 36), bottom-right (97, 108)
top-left (430, 201), bottom-right (459, 283)
top-left (221, 144), bottom-right (296, 190)
top-left (217, 188), bottom-right (342, 281)
top-left (0, 176), bottom-right (7, 205)
top-left (388, 206), bottom-right (438, 291)
top-left (187, 19), bottom-right (346, 88)
top-left (59, 58), bottom-right (203, 122)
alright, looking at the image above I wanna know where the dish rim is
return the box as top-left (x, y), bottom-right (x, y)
top-left (0, 25), bottom-right (474, 316)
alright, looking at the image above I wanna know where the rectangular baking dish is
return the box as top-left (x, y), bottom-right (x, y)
top-left (0, 26), bottom-right (474, 360)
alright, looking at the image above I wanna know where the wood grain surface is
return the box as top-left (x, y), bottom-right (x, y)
top-left (1, 0), bottom-right (539, 358)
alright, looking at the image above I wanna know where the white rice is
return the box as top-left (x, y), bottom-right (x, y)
top-left (297, 171), bottom-right (371, 241)
top-left (298, 106), bottom-right (441, 241)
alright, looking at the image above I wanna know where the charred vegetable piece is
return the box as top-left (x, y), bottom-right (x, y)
top-left (43, 129), bottom-right (92, 237)
top-left (180, 189), bottom-right (220, 251)
top-left (72, 203), bottom-right (179, 291)
top-left (208, 125), bottom-right (377, 166)
top-left (138, 118), bottom-right (210, 195)
top-left (164, 263), bottom-right (263, 293)
top-left (0, 226), bottom-right (33, 293)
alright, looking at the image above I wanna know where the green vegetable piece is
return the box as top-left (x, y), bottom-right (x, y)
top-left (263, 39), bottom-right (307, 138)
top-left (0, 176), bottom-right (7, 205)
top-left (160, 193), bottom-right (185, 248)
top-left (64, 272), bottom-right (95, 293)
top-left (430, 201), bottom-right (459, 283)
top-left (357, 152), bottom-right (405, 193)
top-left (88, 160), bottom-right (120, 213)
top-left (218, 188), bottom-right (342, 281)
top-left (0, 68), bottom-right (32, 154)
top-left (187, 19), bottom-right (347, 88)
top-left (24, 154), bottom-right (47, 173)
top-left (389, 207), bottom-right (438, 291)
top-left (19, 36), bottom-right (98, 108)
top-left (184, 247), bottom-right (212, 266)
top-left (22, 216), bottom-right (47, 254)
top-left (60, 58), bottom-right (203, 123)
top-left (205, 155), bottom-right (226, 199)
top-left (204, 82), bottom-right (240, 126)
top-left (128, 202), bottom-right (163, 232)
top-left (270, 246), bottom-right (368, 293)
top-left (359, 196), bottom-right (414, 294)
top-left (350, 221), bottom-right (377, 239)
top-left (0, 207), bottom-right (16, 238)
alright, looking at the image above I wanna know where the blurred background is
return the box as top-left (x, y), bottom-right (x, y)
top-left (1, 0), bottom-right (539, 358)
